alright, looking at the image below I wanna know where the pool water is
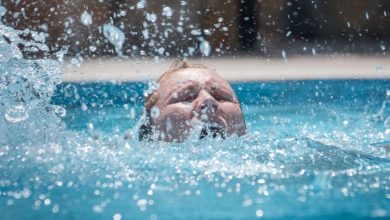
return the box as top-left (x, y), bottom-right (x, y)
top-left (2, 80), bottom-right (389, 220)
top-left (1, 3), bottom-right (390, 219)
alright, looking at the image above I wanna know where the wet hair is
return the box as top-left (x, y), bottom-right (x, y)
top-left (139, 60), bottom-right (208, 141)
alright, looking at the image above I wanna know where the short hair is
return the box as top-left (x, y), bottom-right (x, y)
top-left (139, 60), bottom-right (209, 141)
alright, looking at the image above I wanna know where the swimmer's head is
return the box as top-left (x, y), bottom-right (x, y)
top-left (139, 60), bottom-right (246, 142)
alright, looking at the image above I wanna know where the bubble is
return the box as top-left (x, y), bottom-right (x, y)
top-left (256, 209), bottom-right (264, 217)
top-left (80, 11), bottom-right (92, 26)
top-left (81, 103), bottom-right (88, 111)
top-left (199, 40), bottom-right (211, 56)
top-left (113, 213), bottom-right (122, 220)
top-left (52, 204), bottom-right (60, 213)
top-left (162, 6), bottom-right (173, 17)
top-left (52, 105), bottom-right (66, 117)
top-left (5, 105), bottom-right (29, 123)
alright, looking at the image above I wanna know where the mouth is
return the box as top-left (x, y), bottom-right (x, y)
top-left (199, 123), bottom-right (226, 140)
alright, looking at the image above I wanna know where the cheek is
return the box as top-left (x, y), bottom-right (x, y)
top-left (220, 103), bottom-right (244, 122)
top-left (157, 105), bottom-right (194, 130)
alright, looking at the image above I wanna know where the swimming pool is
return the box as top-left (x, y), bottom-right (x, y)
top-left (1, 3), bottom-right (390, 219)
top-left (1, 79), bottom-right (389, 220)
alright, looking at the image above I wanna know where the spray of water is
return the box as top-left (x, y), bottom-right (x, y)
top-left (1, 3), bottom-right (390, 219)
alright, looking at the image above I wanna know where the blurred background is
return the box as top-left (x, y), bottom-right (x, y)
top-left (1, 0), bottom-right (389, 59)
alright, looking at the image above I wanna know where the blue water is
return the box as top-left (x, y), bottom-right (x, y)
top-left (1, 2), bottom-right (390, 219)
top-left (2, 80), bottom-right (388, 219)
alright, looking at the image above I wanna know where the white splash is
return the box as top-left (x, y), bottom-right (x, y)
top-left (103, 23), bottom-right (125, 56)
top-left (80, 11), bottom-right (92, 26)
top-left (199, 40), bottom-right (211, 56)
top-left (162, 6), bottom-right (173, 17)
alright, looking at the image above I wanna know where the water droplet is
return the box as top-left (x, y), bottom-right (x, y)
top-left (157, 47), bottom-right (165, 55)
top-left (190, 29), bottom-right (202, 36)
top-left (347, 21), bottom-right (351, 28)
top-left (52, 204), bottom-right (60, 213)
top-left (136, 0), bottom-right (146, 9)
top-left (52, 105), bottom-right (66, 117)
top-left (162, 6), bottom-right (173, 17)
top-left (380, 45), bottom-right (385, 51)
top-left (113, 213), bottom-right (122, 220)
top-left (146, 13), bottom-right (157, 22)
top-left (150, 106), bottom-right (160, 118)
top-left (286, 31), bottom-right (292, 37)
top-left (89, 45), bottom-right (97, 52)
top-left (200, 40), bottom-right (211, 56)
top-left (142, 29), bottom-right (149, 39)
top-left (256, 209), bottom-right (264, 217)
top-left (80, 11), bottom-right (92, 26)
top-left (5, 105), bottom-right (29, 123)
top-left (103, 23), bottom-right (125, 56)
top-left (365, 11), bottom-right (369, 20)
top-left (282, 50), bottom-right (287, 59)
top-left (376, 65), bottom-right (383, 73)
top-left (0, 6), bottom-right (6, 17)
top-left (384, 10), bottom-right (387, 16)
top-left (312, 48), bottom-right (316, 55)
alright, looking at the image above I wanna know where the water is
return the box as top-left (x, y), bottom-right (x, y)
top-left (1, 3), bottom-right (390, 220)
top-left (3, 80), bottom-right (389, 219)
top-left (102, 24), bottom-right (126, 57)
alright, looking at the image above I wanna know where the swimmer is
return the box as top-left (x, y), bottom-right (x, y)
top-left (139, 61), bottom-right (246, 142)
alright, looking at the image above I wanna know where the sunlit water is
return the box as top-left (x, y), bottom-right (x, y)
top-left (1, 4), bottom-right (390, 220)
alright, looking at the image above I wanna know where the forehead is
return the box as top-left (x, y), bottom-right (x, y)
top-left (160, 68), bottom-right (230, 88)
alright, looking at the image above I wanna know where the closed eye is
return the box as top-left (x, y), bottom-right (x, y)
top-left (169, 90), bottom-right (197, 104)
top-left (176, 93), bottom-right (195, 103)
top-left (212, 91), bottom-right (235, 102)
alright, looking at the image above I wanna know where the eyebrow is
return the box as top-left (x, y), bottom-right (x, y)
top-left (166, 79), bottom-right (237, 102)
top-left (165, 82), bottom-right (200, 102)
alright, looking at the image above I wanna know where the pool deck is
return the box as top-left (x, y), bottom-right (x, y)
top-left (62, 56), bottom-right (390, 82)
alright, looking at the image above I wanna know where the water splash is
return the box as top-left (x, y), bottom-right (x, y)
top-left (102, 23), bottom-right (126, 57)
top-left (0, 6), bottom-right (63, 145)
top-left (136, 0), bottom-right (146, 9)
top-left (199, 40), bottom-right (211, 56)
top-left (162, 6), bottom-right (173, 18)
top-left (80, 11), bottom-right (93, 27)
top-left (1, 3), bottom-right (390, 219)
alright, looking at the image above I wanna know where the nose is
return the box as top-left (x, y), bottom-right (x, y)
top-left (194, 90), bottom-right (219, 116)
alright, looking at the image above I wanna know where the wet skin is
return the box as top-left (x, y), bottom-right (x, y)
top-left (150, 68), bottom-right (246, 142)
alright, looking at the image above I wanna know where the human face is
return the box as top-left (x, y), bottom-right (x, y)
top-left (150, 68), bottom-right (246, 142)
